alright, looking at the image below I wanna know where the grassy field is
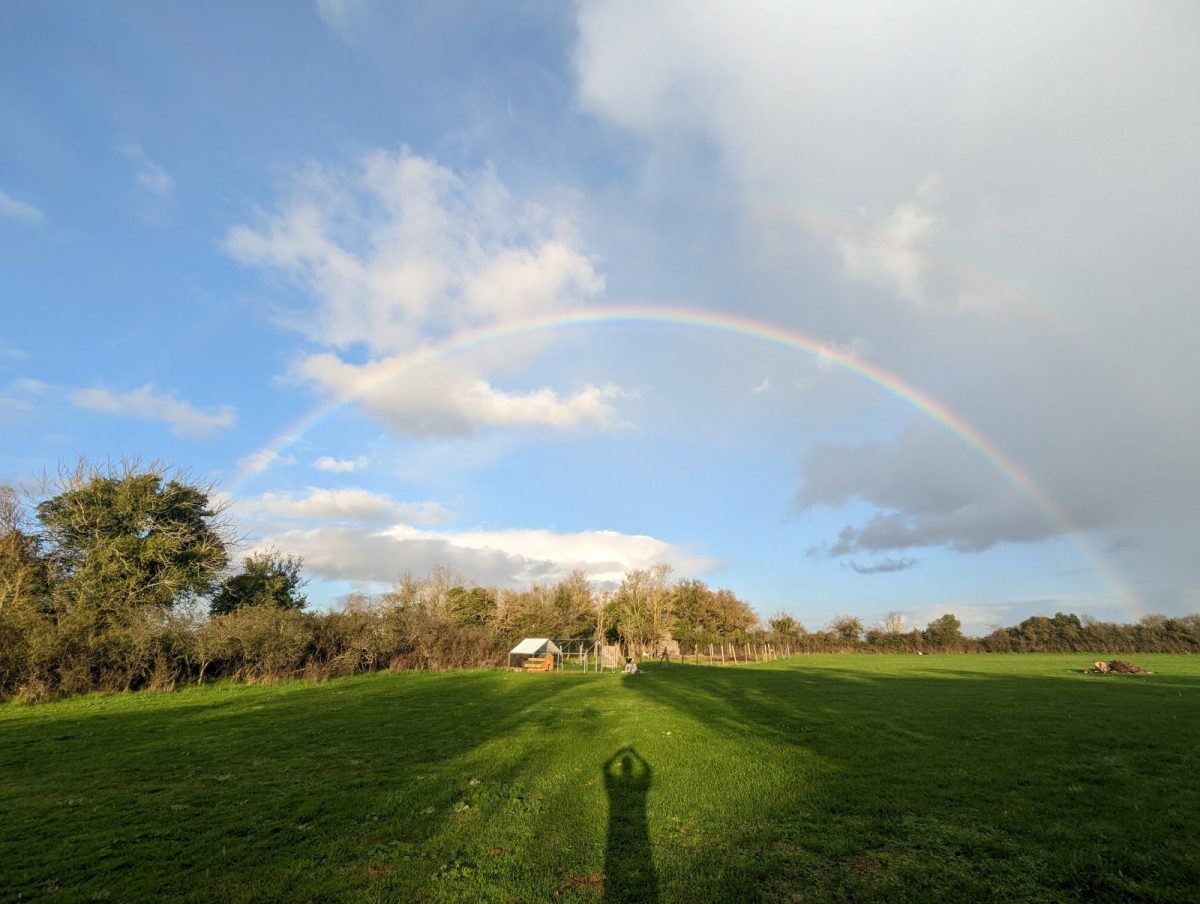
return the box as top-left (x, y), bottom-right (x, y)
top-left (2, 654), bottom-right (1198, 903)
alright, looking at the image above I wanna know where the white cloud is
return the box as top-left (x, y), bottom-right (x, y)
top-left (69, 384), bottom-right (235, 438)
top-left (238, 486), bottom-right (452, 525)
top-left (752, 377), bottom-right (772, 395)
top-left (296, 353), bottom-right (625, 437)
top-left (387, 524), bottom-right (713, 583)
top-left (252, 521), bottom-right (716, 588)
top-left (314, 455), bottom-right (368, 473)
top-left (814, 337), bottom-right (872, 372)
top-left (247, 525), bottom-right (523, 586)
top-left (136, 162), bottom-right (174, 198)
top-left (116, 142), bottom-right (174, 199)
top-left (0, 378), bottom-right (45, 416)
top-left (895, 603), bottom-right (1025, 638)
top-left (314, 0), bottom-right (367, 36)
top-left (838, 176), bottom-right (944, 307)
top-left (236, 448), bottom-right (291, 475)
top-left (0, 188), bottom-right (43, 224)
top-left (0, 342), bottom-right (27, 363)
top-left (225, 147), bottom-right (603, 355)
top-left (226, 146), bottom-right (624, 436)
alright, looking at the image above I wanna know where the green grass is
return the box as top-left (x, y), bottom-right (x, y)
top-left (2, 654), bottom-right (1199, 903)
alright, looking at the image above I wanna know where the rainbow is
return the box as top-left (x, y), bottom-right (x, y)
top-left (227, 304), bottom-right (1140, 614)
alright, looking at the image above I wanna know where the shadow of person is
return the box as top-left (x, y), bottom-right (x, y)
top-left (603, 746), bottom-right (659, 904)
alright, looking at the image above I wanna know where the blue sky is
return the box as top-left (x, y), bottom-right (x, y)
top-left (3, 1), bottom-right (1198, 634)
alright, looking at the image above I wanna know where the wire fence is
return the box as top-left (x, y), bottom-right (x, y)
top-left (535, 639), bottom-right (797, 673)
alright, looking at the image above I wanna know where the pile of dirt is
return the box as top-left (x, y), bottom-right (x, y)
top-left (1088, 659), bottom-right (1153, 675)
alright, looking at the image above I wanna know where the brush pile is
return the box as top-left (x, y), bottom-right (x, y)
top-left (1088, 659), bottom-right (1152, 675)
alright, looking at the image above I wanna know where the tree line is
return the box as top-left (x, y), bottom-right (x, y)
top-left (0, 461), bottom-right (760, 701)
top-left (772, 610), bottom-right (1200, 655)
top-left (1, 461), bottom-right (1196, 702)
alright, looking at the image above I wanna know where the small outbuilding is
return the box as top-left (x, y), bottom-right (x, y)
top-left (508, 637), bottom-right (562, 671)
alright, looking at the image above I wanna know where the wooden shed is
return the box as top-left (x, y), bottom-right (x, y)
top-left (508, 638), bottom-right (563, 671)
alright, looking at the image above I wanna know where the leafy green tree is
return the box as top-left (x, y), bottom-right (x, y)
top-left (1010, 615), bottom-right (1054, 651)
top-left (210, 550), bottom-right (307, 616)
top-left (669, 580), bottom-right (758, 642)
top-left (1049, 612), bottom-right (1083, 649)
top-left (1052, 612), bottom-right (1082, 632)
top-left (983, 626), bottom-right (1014, 652)
top-left (922, 613), bottom-right (964, 648)
top-left (550, 570), bottom-right (597, 638)
top-left (37, 462), bottom-right (229, 614)
top-left (709, 588), bottom-right (757, 636)
top-left (445, 585), bottom-right (497, 627)
top-left (670, 579), bottom-right (715, 642)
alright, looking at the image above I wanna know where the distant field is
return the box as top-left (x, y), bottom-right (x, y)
top-left (2, 654), bottom-right (1198, 903)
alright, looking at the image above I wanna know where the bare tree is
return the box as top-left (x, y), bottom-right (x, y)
top-left (612, 565), bottom-right (674, 647)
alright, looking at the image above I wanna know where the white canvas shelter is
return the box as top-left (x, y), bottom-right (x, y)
top-left (510, 637), bottom-right (562, 656)
top-left (508, 638), bottom-right (562, 668)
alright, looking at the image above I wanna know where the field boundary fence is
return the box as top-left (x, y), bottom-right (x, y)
top-left (547, 639), bottom-right (796, 672)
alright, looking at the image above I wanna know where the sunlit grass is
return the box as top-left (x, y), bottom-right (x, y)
top-left (2, 654), bottom-right (1198, 902)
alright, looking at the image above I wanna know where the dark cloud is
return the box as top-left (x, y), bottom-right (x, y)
top-left (579, 1), bottom-right (1200, 613)
top-left (798, 422), bottom-right (1072, 555)
top-left (847, 557), bottom-right (918, 575)
top-left (1105, 536), bottom-right (1140, 554)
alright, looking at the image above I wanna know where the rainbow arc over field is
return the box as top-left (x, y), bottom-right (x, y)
top-left (228, 304), bottom-right (1140, 616)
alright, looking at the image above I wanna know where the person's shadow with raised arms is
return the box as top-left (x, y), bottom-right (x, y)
top-left (603, 747), bottom-right (659, 903)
